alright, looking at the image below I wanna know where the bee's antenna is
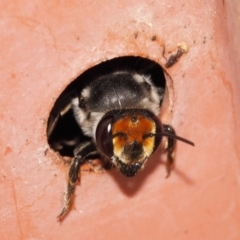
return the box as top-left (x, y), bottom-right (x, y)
top-left (143, 132), bottom-right (195, 146)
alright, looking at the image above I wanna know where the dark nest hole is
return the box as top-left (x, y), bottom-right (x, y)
top-left (47, 56), bottom-right (166, 157)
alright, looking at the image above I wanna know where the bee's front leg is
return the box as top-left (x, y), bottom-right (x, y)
top-left (57, 141), bottom-right (97, 220)
top-left (163, 125), bottom-right (176, 178)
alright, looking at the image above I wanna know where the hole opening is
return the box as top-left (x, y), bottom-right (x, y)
top-left (47, 56), bottom-right (172, 157)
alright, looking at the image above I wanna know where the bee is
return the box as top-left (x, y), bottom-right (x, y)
top-left (47, 57), bottom-right (194, 220)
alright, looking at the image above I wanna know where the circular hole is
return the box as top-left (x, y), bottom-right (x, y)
top-left (47, 56), bottom-right (174, 157)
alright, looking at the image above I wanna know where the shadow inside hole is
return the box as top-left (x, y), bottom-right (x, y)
top-left (47, 56), bottom-right (166, 157)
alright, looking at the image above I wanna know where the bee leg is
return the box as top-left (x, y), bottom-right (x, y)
top-left (57, 141), bottom-right (97, 220)
top-left (163, 125), bottom-right (176, 178)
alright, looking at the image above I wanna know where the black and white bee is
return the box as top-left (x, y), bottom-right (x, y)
top-left (47, 57), bottom-right (194, 220)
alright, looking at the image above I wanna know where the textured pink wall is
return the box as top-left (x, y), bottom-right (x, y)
top-left (0, 0), bottom-right (240, 239)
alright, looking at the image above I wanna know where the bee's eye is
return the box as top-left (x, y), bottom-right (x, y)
top-left (95, 115), bottom-right (114, 157)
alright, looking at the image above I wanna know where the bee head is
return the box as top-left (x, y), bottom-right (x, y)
top-left (95, 110), bottom-right (162, 177)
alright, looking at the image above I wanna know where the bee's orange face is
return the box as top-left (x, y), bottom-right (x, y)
top-left (112, 113), bottom-right (157, 164)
